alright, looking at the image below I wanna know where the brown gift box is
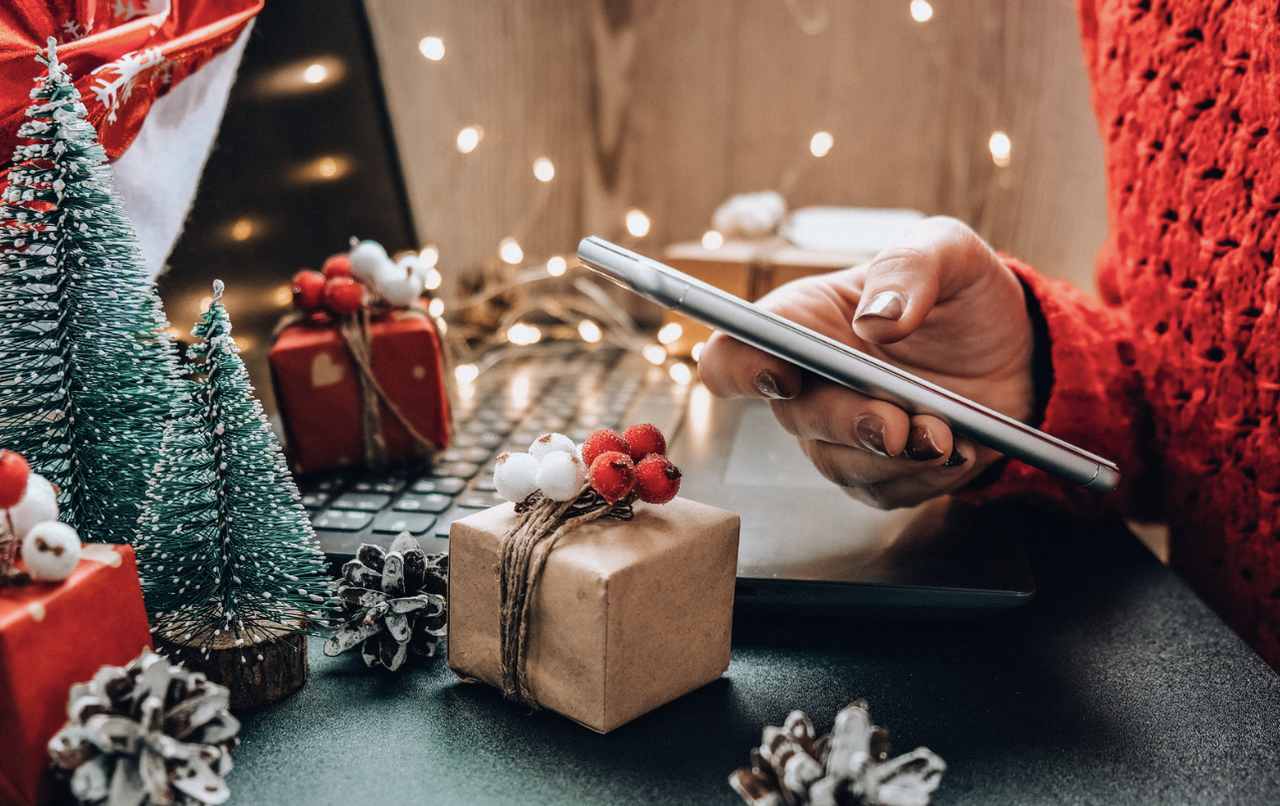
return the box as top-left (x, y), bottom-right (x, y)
top-left (448, 497), bottom-right (740, 733)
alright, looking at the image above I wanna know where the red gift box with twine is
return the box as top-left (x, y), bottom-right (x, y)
top-left (0, 545), bottom-right (151, 806)
top-left (269, 309), bottom-right (451, 475)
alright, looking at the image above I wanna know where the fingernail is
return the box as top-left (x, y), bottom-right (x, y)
top-left (906, 425), bottom-right (944, 460)
top-left (943, 451), bottom-right (968, 468)
top-left (854, 414), bottom-right (891, 457)
top-left (754, 370), bottom-right (790, 400)
top-left (856, 291), bottom-right (906, 322)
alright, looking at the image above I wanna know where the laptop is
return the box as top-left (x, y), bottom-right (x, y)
top-left (300, 346), bottom-right (1033, 611)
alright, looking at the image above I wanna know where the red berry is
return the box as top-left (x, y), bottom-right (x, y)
top-left (322, 254), bottom-right (353, 279)
top-left (588, 451), bottom-right (636, 504)
top-left (581, 429), bottom-right (630, 468)
top-left (323, 276), bottom-right (365, 315)
top-left (634, 454), bottom-right (681, 504)
top-left (622, 423), bottom-right (666, 461)
top-left (291, 269), bottom-right (326, 311)
top-left (0, 449), bottom-right (30, 509)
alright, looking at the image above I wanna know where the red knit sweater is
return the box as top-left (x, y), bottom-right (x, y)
top-left (991, 0), bottom-right (1280, 668)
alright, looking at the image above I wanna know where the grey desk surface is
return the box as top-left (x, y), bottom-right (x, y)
top-left (236, 505), bottom-right (1280, 805)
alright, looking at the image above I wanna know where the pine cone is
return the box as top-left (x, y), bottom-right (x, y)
top-left (729, 701), bottom-right (945, 806)
top-left (323, 532), bottom-right (447, 671)
top-left (47, 650), bottom-right (240, 805)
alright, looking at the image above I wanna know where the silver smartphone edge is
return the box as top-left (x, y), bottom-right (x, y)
top-left (577, 235), bottom-right (1120, 492)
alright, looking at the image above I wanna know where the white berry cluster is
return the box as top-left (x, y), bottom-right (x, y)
top-left (7, 472), bottom-right (81, 582)
top-left (349, 239), bottom-right (431, 307)
top-left (493, 433), bottom-right (586, 503)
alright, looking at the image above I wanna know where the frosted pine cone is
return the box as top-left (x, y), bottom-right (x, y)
top-left (47, 650), bottom-right (240, 805)
top-left (324, 533), bottom-right (447, 671)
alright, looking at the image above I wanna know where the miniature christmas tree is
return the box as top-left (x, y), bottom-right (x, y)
top-left (0, 38), bottom-right (176, 543)
top-left (137, 281), bottom-right (334, 708)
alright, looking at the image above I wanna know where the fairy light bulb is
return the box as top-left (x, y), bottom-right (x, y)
top-left (546, 255), bottom-right (567, 276)
top-left (809, 131), bottom-right (834, 158)
top-left (427, 298), bottom-right (445, 317)
top-left (642, 344), bottom-right (667, 366)
top-left (272, 283), bottom-right (292, 307)
top-left (419, 244), bottom-right (439, 268)
top-left (418, 36), bottom-right (445, 61)
top-left (507, 322), bottom-right (542, 346)
top-left (909, 0), bottom-right (934, 23)
top-left (701, 229), bottom-right (724, 250)
top-left (229, 218), bottom-right (255, 242)
top-left (302, 63), bottom-right (328, 85)
top-left (423, 268), bottom-right (443, 291)
top-left (668, 362), bottom-right (693, 386)
top-left (657, 322), bottom-right (683, 345)
top-left (455, 126), bottom-right (483, 154)
top-left (532, 156), bottom-right (556, 183)
top-left (578, 319), bottom-right (602, 343)
top-left (625, 208), bottom-right (651, 238)
top-left (988, 130), bottom-right (1012, 167)
top-left (691, 341), bottom-right (706, 362)
top-left (454, 363), bottom-right (479, 385)
top-left (499, 237), bottom-right (524, 265)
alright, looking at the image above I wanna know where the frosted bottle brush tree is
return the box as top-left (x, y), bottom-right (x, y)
top-left (0, 38), bottom-right (176, 543)
top-left (137, 281), bottom-right (335, 668)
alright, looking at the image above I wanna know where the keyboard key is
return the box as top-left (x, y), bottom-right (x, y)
top-left (351, 477), bottom-right (408, 495)
top-left (431, 461), bottom-right (480, 479)
top-left (438, 446), bottom-right (490, 464)
top-left (301, 492), bottom-right (329, 511)
top-left (457, 491), bottom-right (503, 509)
top-left (434, 506), bottom-right (485, 539)
top-left (472, 476), bottom-right (497, 492)
top-left (411, 477), bottom-right (466, 495)
top-left (393, 493), bottom-right (453, 513)
top-left (372, 511), bottom-right (437, 536)
top-left (311, 509), bottom-right (374, 532)
top-left (329, 493), bottom-right (391, 512)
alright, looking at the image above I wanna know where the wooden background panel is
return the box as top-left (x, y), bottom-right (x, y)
top-left (364, 0), bottom-right (1108, 294)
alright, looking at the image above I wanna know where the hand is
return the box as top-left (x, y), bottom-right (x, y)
top-left (697, 217), bottom-right (1035, 509)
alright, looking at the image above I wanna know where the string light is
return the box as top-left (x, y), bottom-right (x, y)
top-left (546, 255), bottom-right (567, 276)
top-left (454, 363), bottom-right (479, 385)
top-left (456, 126), bottom-right (483, 154)
top-left (423, 268), bottom-right (443, 291)
top-left (809, 131), bottom-right (834, 158)
top-left (428, 298), bottom-right (445, 317)
top-left (292, 154), bottom-right (351, 184)
top-left (668, 362), bottom-right (693, 386)
top-left (988, 130), bottom-right (1012, 167)
top-left (272, 283), bottom-right (292, 307)
top-left (499, 237), bottom-right (524, 265)
top-left (532, 156), bottom-right (556, 183)
top-left (625, 208), bottom-right (651, 238)
top-left (657, 322), bottom-right (683, 345)
top-left (642, 344), bottom-right (667, 366)
top-left (507, 322), bottom-right (542, 345)
top-left (435, 317), bottom-right (448, 336)
top-left (909, 0), bottom-right (934, 23)
top-left (578, 320), bottom-right (602, 343)
top-left (691, 341), bottom-right (706, 362)
top-left (302, 63), bottom-right (328, 85)
top-left (701, 229), bottom-right (724, 250)
top-left (419, 244), bottom-right (439, 268)
top-left (418, 36), bottom-right (445, 61)
top-left (228, 218), bottom-right (255, 242)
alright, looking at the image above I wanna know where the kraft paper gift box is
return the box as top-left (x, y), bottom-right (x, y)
top-left (0, 545), bottom-right (151, 806)
top-left (448, 497), bottom-right (740, 733)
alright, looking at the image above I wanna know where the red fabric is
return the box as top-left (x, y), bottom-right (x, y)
top-left (0, 0), bottom-right (262, 171)
top-left (270, 313), bottom-right (453, 475)
top-left (0, 546), bottom-right (151, 806)
top-left (984, 0), bottom-right (1280, 668)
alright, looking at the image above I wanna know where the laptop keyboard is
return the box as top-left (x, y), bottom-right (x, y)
top-left (298, 348), bottom-right (690, 565)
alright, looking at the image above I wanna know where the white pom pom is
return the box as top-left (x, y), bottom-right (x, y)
top-left (528, 432), bottom-right (575, 460)
top-left (349, 239), bottom-right (394, 285)
top-left (376, 259), bottom-right (426, 307)
top-left (21, 521), bottom-right (81, 581)
top-left (536, 451), bottom-right (585, 502)
top-left (8, 472), bottom-right (58, 540)
top-left (493, 452), bottom-right (539, 502)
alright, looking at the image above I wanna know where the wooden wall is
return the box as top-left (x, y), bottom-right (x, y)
top-left (364, 0), bottom-right (1108, 294)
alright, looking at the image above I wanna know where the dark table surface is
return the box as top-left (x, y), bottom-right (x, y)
top-left (236, 505), bottom-right (1280, 805)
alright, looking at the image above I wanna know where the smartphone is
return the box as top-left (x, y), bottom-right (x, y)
top-left (577, 235), bottom-right (1120, 491)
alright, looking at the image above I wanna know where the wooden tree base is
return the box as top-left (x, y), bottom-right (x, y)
top-left (154, 627), bottom-right (309, 712)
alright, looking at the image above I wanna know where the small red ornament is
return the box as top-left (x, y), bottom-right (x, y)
top-left (588, 451), bottom-right (636, 504)
top-left (322, 254), bottom-right (353, 279)
top-left (634, 454), bottom-right (681, 504)
top-left (291, 269), bottom-right (326, 311)
top-left (323, 276), bottom-right (365, 316)
top-left (0, 449), bottom-right (31, 509)
top-left (581, 429), bottom-right (630, 468)
top-left (622, 423), bottom-right (666, 461)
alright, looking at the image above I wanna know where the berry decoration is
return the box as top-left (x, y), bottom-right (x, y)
top-left (529, 432), bottom-right (576, 461)
top-left (588, 451), bottom-right (637, 504)
top-left (322, 253), bottom-right (353, 279)
top-left (536, 451), bottom-right (586, 502)
top-left (581, 429), bottom-right (630, 468)
top-left (494, 452), bottom-right (540, 502)
top-left (323, 275), bottom-right (365, 316)
top-left (21, 520), bottom-right (81, 581)
top-left (622, 423), bottom-right (667, 461)
top-left (0, 449), bottom-right (30, 509)
top-left (634, 454), bottom-right (682, 504)
top-left (349, 239), bottom-right (392, 285)
top-left (8, 472), bottom-right (58, 540)
top-left (291, 269), bottom-right (326, 311)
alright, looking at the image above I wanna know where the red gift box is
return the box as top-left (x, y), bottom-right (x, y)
top-left (269, 310), bottom-right (451, 474)
top-left (0, 545), bottom-right (151, 806)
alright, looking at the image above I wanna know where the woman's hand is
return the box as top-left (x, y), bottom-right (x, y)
top-left (697, 217), bottom-right (1036, 509)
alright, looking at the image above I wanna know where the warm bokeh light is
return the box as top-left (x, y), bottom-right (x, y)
top-left (419, 244), bottom-right (439, 268)
top-left (507, 322), bottom-right (542, 346)
top-left (302, 63), bottom-right (328, 85)
top-left (809, 130), bottom-right (834, 158)
top-left (701, 229), bottom-right (724, 250)
top-left (499, 237), bottom-right (524, 265)
top-left (642, 343), bottom-right (667, 366)
top-left (423, 267), bottom-right (443, 291)
top-left (435, 316), bottom-right (448, 336)
top-left (546, 255), bottom-right (568, 276)
top-left (454, 363), bottom-right (479, 385)
top-left (668, 362), bottom-right (693, 385)
top-left (255, 56), bottom-right (345, 97)
top-left (910, 0), bottom-right (934, 23)
top-left (272, 283), bottom-right (292, 307)
top-left (625, 208), bottom-right (651, 238)
top-left (532, 156), bottom-right (556, 183)
top-left (292, 154), bottom-right (351, 184)
top-left (418, 36), bottom-right (445, 61)
top-left (988, 130), bottom-right (1012, 167)
top-left (456, 126), bottom-right (483, 154)
top-left (691, 341), bottom-right (706, 362)
top-left (578, 319), bottom-right (602, 343)
top-left (228, 217), bottom-right (255, 242)
top-left (427, 298), bottom-right (445, 317)
top-left (657, 321), bottom-right (683, 345)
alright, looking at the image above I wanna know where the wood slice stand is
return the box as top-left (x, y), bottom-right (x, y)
top-left (154, 626), bottom-right (309, 712)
